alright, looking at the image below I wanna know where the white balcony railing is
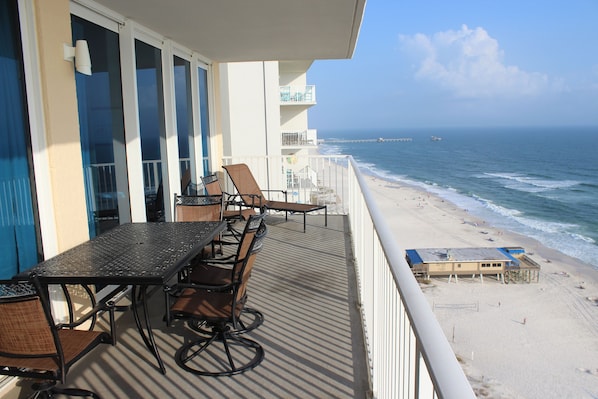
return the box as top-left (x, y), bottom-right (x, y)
top-left (281, 129), bottom-right (318, 147)
top-left (280, 85), bottom-right (316, 104)
top-left (89, 155), bottom-right (475, 398)
top-left (221, 156), bottom-right (476, 399)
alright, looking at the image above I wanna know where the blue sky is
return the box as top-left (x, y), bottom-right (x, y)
top-left (308, 0), bottom-right (598, 132)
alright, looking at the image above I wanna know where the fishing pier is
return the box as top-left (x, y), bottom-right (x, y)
top-left (319, 137), bottom-right (412, 144)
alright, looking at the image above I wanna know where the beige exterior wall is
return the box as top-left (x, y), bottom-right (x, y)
top-left (429, 262), bottom-right (455, 274)
top-left (281, 110), bottom-right (309, 133)
top-left (34, 0), bottom-right (89, 250)
top-left (452, 261), bottom-right (479, 273)
top-left (423, 261), bottom-right (505, 276)
top-left (208, 62), bottom-right (224, 173)
top-left (218, 61), bottom-right (281, 159)
top-left (279, 63), bottom-right (310, 133)
top-left (263, 61), bottom-right (282, 157)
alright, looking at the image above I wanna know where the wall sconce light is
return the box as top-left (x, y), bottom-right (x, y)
top-left (63, 40), bottom-right (92, 75)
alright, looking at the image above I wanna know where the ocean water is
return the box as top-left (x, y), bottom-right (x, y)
top-left (319, 126), bottom-right (598, 269)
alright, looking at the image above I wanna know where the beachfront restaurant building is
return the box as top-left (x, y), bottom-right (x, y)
top-left (406, 247), bottom-right (520, 282)
top-left (1, 0), bottom-right (476, 397)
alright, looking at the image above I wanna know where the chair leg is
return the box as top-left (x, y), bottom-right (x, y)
top-left (50, 387), bottom-right (100, 398)
top-left (233, 307), bottom-right (264, 334)
top-left (175, 324), bottom-right (264, 377)
top-left (187, 308), bottom-right (263, 335)
top-left (30, 381), bottom-right (100, 398)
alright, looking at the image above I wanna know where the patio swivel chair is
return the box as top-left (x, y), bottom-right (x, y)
top-left (201, 173), bottom-right (255, 241)
top-left (173, 193), bottom-right (223, 223)
top-left (0, 276), bottom-right (115, 398)
top-left (167, 213), bottom-right (267, 376)
top-left (173, 193), bottom-right (225, 262)
top-left (184, 208), bottom-right (267, 334)
top-left (223, 163), bottom-right (327, 232)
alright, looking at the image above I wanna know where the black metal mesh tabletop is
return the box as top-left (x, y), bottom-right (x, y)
top-left (28, 222), bottom-right (226, 285)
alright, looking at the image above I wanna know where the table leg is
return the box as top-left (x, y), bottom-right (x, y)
top-left (131, 285), bottom-right (167, 374)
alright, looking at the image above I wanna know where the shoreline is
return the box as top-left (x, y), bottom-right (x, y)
top-left (363, 174), bottom-right (598, 398)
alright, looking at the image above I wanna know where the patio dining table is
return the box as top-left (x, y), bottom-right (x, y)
top-left (22, 221), bottom-right (227, 374)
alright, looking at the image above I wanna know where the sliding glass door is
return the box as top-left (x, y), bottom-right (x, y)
top-left (135, 40), bottom-right (167, 221)
top-left (198, 66), bottom-right (211, 173)
top-left (71, 9), bottom-right (213, 225)
top-left (0, 0), bottom-right (41, 278)
top-left (72, 15), bottom-right (128, 237)
top-left (174, 55), bottom-right (192, 191)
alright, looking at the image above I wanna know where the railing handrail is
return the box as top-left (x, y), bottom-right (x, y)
top-left (279, 84), bottom-right (315, 90)
top-left (221, 155), bottom-right (475, 398)
top-left (89, 154), bottom-right (475, 397)
top-left (349, 157), bottom-right (476, 398)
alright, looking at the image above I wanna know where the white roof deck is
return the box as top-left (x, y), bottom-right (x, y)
top-left (413, 247), bottom-right (513, 263)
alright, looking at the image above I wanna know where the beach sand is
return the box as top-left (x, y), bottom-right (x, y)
top-left (365, 176), bottom-right (598, 399)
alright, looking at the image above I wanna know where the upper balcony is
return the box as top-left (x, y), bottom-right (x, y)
top-left (280, 85), bottom-right (316, 106)
top-left (281, 129), bottom-right (318, 149)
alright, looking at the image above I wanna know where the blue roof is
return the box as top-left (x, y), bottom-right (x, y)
top-left (498, 247), bottom-right (520, 266)
top-left (406, 249), bottom-right (423, 265)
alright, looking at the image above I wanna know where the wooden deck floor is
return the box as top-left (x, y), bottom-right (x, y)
top-left (38, 214), bottom-right (369, 399)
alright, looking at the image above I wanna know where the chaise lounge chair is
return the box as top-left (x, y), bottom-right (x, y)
top-left (223, 163), bottom-right (327, 232)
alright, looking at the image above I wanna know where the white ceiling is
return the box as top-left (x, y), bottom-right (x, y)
top-left (92, 0), bottom-right (366, 62)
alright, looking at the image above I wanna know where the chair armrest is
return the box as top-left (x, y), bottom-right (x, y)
top-left (262, 189), bottom-right (288, 202)
top-left (220, 191), bottom-right (239, 202)
top-left (173, 281), bottom-right (235, 291)
top-left (56, 284), bottom-right (127, 346)
top-left (196, 254), bottom-right (248, 267)
top-left (165, 281), bottom-right (235, 301)
top-left (262, 189), bottom-right (287, 194)
top-left (220, 193), bottom-right (246, 212)
top-left (244, 193), bottom-right (263, 207)
top-left (195, 254), bottom-right (236, 265)
top-left (56, 299), bottom-right (114, 330)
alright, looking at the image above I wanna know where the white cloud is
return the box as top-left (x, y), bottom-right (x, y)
top-left (400, 25), bottom-right (564, 98)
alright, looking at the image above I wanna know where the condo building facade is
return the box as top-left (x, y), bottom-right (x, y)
top-left (1, 0), bottom-right (363, 280)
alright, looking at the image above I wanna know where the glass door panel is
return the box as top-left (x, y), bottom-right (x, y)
top-left (135, 40), bottom-right (166, 221)
top-left (72, 16), bottom-right (127, 237)
top-left (174, 56), bottom-right (192, 193)
top-left (0, 0), bottom-right (41, 277)
top-left (198, 67), bottom-right (211, 173)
